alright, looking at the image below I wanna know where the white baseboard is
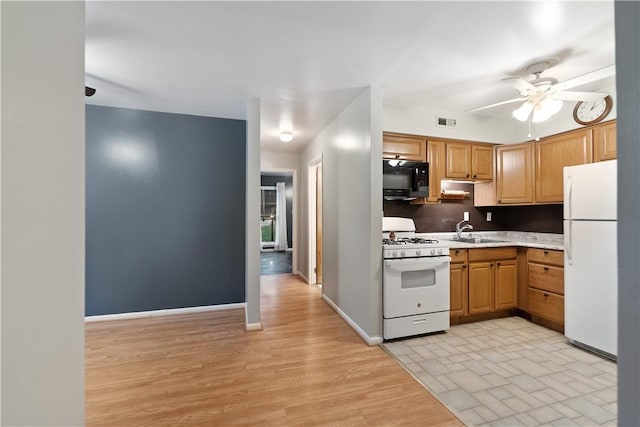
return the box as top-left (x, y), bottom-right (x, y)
top-left (321, 294), bottom-right (383, 346)
top-left (245, 322), bottom-right (263, 331)
top-left (85, 303), bottom-right (246, 323)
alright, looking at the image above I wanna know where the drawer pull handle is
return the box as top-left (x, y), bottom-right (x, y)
top-left (544, 250), bottom-right (549, 255)
top-left (412, 319), bottom-right (427, 325)
top-left (462, 265), bottom-right (467, 269)
top-left (455, 250), bottom-right (460, 255)
top-left (497, 262), bottom-right (501, 266)
top-left (543, 292), bottom-right (549, 297)
top-left (543, 267), bottom-right (549, 272)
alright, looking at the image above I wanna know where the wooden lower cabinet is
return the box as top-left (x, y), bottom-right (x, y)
top-left (526, 248), bottom-right (565, 329)
top-left (450, 262), bottom-right (468, 316)
top-left (468, 262), bottom-right (494, 314)
top-left (495, 260), bottom-right (517, 310)
top-left (449, 248), bottom-right (468, 317)
top-left (455, 247), bottom-right (517, 318)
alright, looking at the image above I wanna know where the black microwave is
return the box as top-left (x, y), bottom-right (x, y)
top-left (383, 160), bottom-right (429, 200)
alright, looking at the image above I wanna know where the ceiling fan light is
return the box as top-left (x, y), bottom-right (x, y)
top-left (540, 98), bottom-right (563, 116)
top-left (532, 105), bottom-right (551, 123)
top-left (512, 102), bottom-right (534, 121)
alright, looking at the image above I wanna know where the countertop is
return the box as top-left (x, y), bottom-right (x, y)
top-left (416, 231), bottom-right (564, 251)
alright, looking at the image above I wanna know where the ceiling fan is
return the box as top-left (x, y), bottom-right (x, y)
top-left (468, 60), bottom-right (615, 123)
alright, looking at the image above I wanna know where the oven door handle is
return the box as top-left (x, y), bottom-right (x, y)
top-left (384, 257), bottom-right (451, 272)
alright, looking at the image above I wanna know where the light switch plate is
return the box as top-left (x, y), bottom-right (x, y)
top-left (463, 211), bottom-right (469, 221)
top-left (487, 212), bottom-right (492, 222)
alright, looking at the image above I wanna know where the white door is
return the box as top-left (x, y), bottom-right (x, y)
top-left (564, 160), bottom-right (616, 220)
top-left (383, 257), bottom-right (450, 318)
top-left (564, 220), bottom-right (617, 356)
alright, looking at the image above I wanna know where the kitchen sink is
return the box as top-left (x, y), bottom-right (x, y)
top-left (445, 237), bottom-right (509, 244)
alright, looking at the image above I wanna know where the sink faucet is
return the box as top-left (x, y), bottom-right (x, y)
top-left (456, 220), bottom-right (474, 239)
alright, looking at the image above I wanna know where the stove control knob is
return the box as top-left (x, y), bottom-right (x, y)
top-left (400, 250), bottom-right (406, 257)
top-left (416, 250), bottom-right (421, 256)
top-left (431, 249), bottom-right (436, 255)
top-left (392, 251), bottom-right (398, 258)
top-left (438, 249), bottom-right (443, 255)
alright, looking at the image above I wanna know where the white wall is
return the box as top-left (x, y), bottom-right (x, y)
top-left (299, 87), bottom-right (383, 341)
top-left (1, 2), bottom-right (85, 425)
top-left (384, 105), bottom-right (514, 143)
top-left (261, 150), bottom-right (300, 171)
top-left (246, 99), bottom-right (261, 329)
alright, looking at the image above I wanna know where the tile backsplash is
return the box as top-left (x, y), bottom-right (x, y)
top-left (383, 183), bottom-right (563, 234)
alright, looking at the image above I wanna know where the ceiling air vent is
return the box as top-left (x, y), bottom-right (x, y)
top-left (436, 116), bottom-right (457, 127)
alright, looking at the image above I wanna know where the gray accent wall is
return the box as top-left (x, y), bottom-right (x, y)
top-left (615, 1), bottom-right (640, 424)
top-left (86, 105), bottom-right (246, 316)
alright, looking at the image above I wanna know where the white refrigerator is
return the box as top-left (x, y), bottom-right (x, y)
top-left (564, 160), bottom-right (617, 358)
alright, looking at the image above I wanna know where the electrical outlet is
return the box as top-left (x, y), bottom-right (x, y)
top-left (463, 211), bottom-right (469, 221)
top-left (487, 212), bottom-right (492, 222)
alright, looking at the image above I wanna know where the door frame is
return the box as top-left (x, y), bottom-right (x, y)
top-left (308, 155), bottom-right (322, 285)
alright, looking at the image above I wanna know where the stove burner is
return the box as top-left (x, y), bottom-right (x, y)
top-left (383, 237), bottom-right (439, 245)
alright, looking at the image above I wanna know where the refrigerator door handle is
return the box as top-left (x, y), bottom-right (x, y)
top-left (567, 174), bottom-right (572, 220)
top-left (566, 222), bottom-right (573, 265)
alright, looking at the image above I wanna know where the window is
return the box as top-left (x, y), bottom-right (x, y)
top-left (260, 186), bottom-right (277, 245)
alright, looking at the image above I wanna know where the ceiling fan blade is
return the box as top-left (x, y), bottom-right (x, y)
top-left (548, 64), bottom-right (616, 93)
top-left (467, 97), bottom-right (527, 113)
top-left (502, 78), bottom-right (537, 94)
top-left (85, 86), bottom-right (96, 97)
top-left (550, 91), bottom-right (607, 102)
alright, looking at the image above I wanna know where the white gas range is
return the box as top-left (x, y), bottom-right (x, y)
top-left (382, 217), bottom-right (451, 340)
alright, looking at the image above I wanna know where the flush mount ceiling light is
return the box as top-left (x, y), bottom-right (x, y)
top-left (279, 132), bottom-right (293, 142)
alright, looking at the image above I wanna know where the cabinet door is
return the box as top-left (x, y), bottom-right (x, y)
top-left (495, 260), bottom-right (517, 310)
top-left (593, 121), bottom-right (616, 162)
top-left (496, 143), bottom-right (534, 204)
top-left (471, 145), bottom-right (493, 180)
top-left (535, 129), bottom-right (593, 203)
top-left (450, 263), bottom-right (468, 316)
top-left (446, 142), bottom-right (471, 179)
top-left (427, 140), bottom-right (446, 202)
top-left (468, 262), bottom-right (494, 314)
top-left (383, 132), bottom-right (427, 161)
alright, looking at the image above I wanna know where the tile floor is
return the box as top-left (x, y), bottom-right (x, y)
top-left (382, 317), bottom-right (617, 427)
top-left (260, 251), bottom-right (292, 275)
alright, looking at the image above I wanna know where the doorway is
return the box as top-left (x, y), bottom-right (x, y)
top-left (308, 157), bottom-right (323, 285)
top-left (260, 171), bottom-right (296, 275)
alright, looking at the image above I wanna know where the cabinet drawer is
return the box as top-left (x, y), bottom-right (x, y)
top-left (468, 247), bottom-right (517, 262)
top-left (528, 248), bottom-right (564, 267)
top-left (450, 248), bottom-right (467, 263)
top-left (528, 287), bottom-right (564, 324)
top-left (528, 263), bottom-right (564, 295)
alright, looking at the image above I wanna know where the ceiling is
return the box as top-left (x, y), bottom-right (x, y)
top-left (86, 1), bottom-right (615, 153)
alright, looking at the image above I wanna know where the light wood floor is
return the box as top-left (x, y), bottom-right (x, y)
top-left (86, 274), bottom-right (462, 426)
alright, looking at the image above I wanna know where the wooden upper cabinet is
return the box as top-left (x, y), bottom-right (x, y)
top-left (593, 121), bottom-right (617, 162)
top-left (426, 139), bottom-right (446, 202)
top-left (446, 142), bottom-right (494, 180)
top-left (535, 128), bottom-right (593, 203)
top-left (446, 142), bottom-right (471, 179)
top-left (496, 143), bottom-right (534, 204)
top-left (382, 132), bottom-right (427, 162)
top-left (471, 145), bottom-right (493, 180)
